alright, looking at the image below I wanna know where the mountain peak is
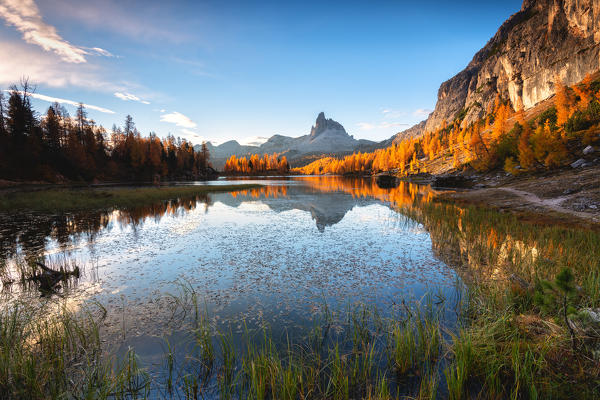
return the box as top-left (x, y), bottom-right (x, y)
top-left (310, 112), bottom-right (346, 138)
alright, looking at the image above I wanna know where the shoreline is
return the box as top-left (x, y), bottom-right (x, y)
top-left (0, 184), bottom-right (262, 212)
top-left (430, 165), bottom-right (600, 228)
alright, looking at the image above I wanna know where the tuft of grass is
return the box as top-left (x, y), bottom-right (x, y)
top-left (0, 302), bottom-right (149, 399)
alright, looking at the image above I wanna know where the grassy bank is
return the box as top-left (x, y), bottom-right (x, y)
top-left (0, 184), bottom-right (261, 212)
top-left (404, 200), bottom-right (600, 398)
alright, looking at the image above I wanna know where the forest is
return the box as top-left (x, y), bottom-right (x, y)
top-left (0, 82), bottom-right (213, 182)
top-left (295, 75), bottom-right (600, 176)
top-left (223, 153), bottom-right (290, 174)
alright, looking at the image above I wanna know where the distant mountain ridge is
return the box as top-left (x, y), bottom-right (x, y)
top-left (196, 112), bottom-right (376, 169)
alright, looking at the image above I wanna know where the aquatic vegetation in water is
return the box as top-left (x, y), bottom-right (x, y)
top-left (0, 284), bottom-right (459, 399)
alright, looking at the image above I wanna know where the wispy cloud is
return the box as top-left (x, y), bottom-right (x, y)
top-left (239, 136), bottom-right (269, 146)
top-left (46, 0), bottom-right (191, 43)
top-left (413, 108), bottom-right (433, 117)
top-left (381, 109), bottom-right (405, 119)
top-left (357, 122), bottom-right (376, 130)
top-left (114, 92), bottom-right (150, 104)
top-left (357, 121), bottom-right (409, 131)
top-left (6, 90), bottom-right (115, 114)
top-left (0, 40), bottom-right (124, 90)
top-left (382, 108), bottom-right (433, 119)
top-left (83, 46), bottom-right (116, 58)
top-left (171, 57), bottom-right (215, 77)
top-left (160, 111), bottom-right (197, 128)
top-left (179, 129), bottom-right (214, 145)
top-left (0, 0), bottom-right (112, 63)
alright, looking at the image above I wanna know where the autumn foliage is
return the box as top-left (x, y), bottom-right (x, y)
top-left (223, 153), bottom-right (289, 174)
top-left (0, 82), bottom-right (212, 182)
top-left (296, 73), bottom-right (600, 176)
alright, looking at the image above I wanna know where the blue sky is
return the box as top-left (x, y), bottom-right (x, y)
top-left (0, 0), bottom-right (522, 145)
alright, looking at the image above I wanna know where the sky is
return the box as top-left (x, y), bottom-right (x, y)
top-left (0, 0), bottom-right (523, 145)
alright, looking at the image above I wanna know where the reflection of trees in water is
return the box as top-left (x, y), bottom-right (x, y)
top-left (227, 176), bottom-right (432, 208)
top-left (223, 176), bottom-right (434, 232)
top-left (0, 194), bottom-right (212, 263)
top-left (0, 178), bottom-right (434, 263)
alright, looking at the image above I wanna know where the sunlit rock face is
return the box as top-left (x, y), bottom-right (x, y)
top-left (424, 0), bottom-right (600, 133)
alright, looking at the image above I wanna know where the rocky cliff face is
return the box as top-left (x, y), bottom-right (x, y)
top-left (310, 112), bottom-right (347, 138)
top-left (424, 0), bottom-right (600, 133)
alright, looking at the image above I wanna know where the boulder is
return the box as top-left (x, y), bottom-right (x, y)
top-left (431, 175), bottom-right (474, 189)
top-left (375, 174), bottom-right (398, 189)
top-left (571, 158), bottom-right (586, 168)
top-left (583, 145), bottom-right (595, 155)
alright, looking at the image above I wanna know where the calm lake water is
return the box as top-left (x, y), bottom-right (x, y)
top-left (0, 176), bottom-right (461, 391)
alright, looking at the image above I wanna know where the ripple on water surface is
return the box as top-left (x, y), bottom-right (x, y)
top-left (0, 177), bottom-right (458, 350)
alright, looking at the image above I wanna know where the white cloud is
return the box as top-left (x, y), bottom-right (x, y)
top-left (7, 90), bottom-right (115, 114)
top-left (381, 109), bottom-right (405, 119)
top-left (357, 121), bottom-right (409, 131)
top-left (180, 128), bottom-right (198, 136)
top-left (0, 40), bottom-right (121, 90)
top-left (379, 121), bottom-right (409, 129)
top-left (413, 108), bottom-right (433, 117)
top-left (114, 92), bottom-right (150, 104)
top-left (239, 136), bottom-right (269, 146)
top-left (160, 111), bottom-right (197, 128)
top-left (45, 0), bottom-right (191, 43)
top-left (382, 108), bottom-right (433, 119)
top-left (357, 122), bottom-right (376, 130)
top-left (84, 46), bottom-right (116, 58)
top-left (180, 128), bottom-right (202, 139)
top-left (179, 129), bottom-right (214, 145)
top-left (0, 0), bottom-right (112, 63)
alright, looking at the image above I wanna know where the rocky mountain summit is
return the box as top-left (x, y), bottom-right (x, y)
top-left (197, 112), bottom-right (375, 168)
top-left (310, 112), bottom-right (346, 138)
top-left (423, 0), bottom-right (600, 133)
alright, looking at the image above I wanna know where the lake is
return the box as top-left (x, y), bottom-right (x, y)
top-left (0, 176), bottom-right (463, 397)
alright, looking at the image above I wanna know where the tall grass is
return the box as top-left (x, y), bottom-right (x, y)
top-left (406, 199), bottom-right (600, 399)
top-left (0, 302), bottom-right (149, 399)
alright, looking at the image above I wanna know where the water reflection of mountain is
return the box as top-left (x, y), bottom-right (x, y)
top-left (214, 177), bottom-right (433, 232)
top-left (214, 185), bottom-right (379, 232)
top-left (0, 178), bottom-right (432, 261)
